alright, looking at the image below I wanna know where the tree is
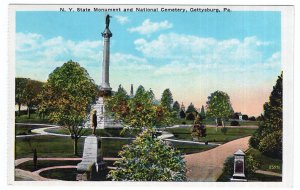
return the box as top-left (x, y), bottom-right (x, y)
top-left (23, 79), bottom-right (44, 118)
top-left (200, 105), bottom-right (206, 120)
top-left (135, 85), bottom-right (145, 97)
top-left (173, 101), bottom-right (180, 115)
top-left (186, 103), bottom-right (197, 114)
top-left (38, 60), bottom-right (97, 155)
top-left (186, 112), bottom-right (195, 121)
top-left (179, 110), bottom-right (186, 119)
top-left (206, 91), bottom-right (234, 128)
top-left (108, 129), bottom-right (186, 181)
top-left (249, 73), bottom-right (282, 158)
top-left (15, 78), bottom-right (29, 116)
top-left (106, 88), bottom-right (173, 132)
top-left (242, 114), bottom-right (249, 120)
top-left (191, 115), bottom-right (206, 141)
top-left (161, 89), bottom-right (173, 112)
top-left (249, 116), bottom-right (256, 121)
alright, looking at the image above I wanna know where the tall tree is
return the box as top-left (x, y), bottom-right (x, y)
top-left (38, 60), bottom-right (97, 155)
top-left (173, 101), bottom-right (180, 117)
top-left (161, 89), bottom-right (173, 112)
top-left (179, 110), bottom-right (186, 119)
top-left (250, 73), bottom-right (282, 158)
top-left (206, 91), bottom-right (234, 128)
top-left (135, 85), bottom-right (145, 97)
top-left (23, 79), bottom-right (44, 118)
top-left (15, 78), bottom-right (29, 116)
top-left (186, 103), bottom-right (197, 114)
top-left (200, 105), bottom-right (206, 120)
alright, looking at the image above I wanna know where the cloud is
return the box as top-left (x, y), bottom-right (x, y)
top-left (128, 19), bottom-right (173, 35)
top-left (114, 15), bottom-right (129, 25)
top-left (133, 33), bottom-right (278, 75)
top-left (111, 53), bottom-right (154, 71)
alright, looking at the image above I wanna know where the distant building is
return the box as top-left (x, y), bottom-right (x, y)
top-left (237, 112), bottom-right (243, 121)
top-left (181, 102), bottom-right (185, 111)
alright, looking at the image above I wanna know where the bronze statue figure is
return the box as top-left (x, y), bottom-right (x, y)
top-left (105, 14), bottom-right (112, 29)
top-left (92, 110), bottom-right (97, 135)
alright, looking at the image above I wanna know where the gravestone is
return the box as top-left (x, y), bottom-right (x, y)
top-left (77, 135), bottom-right (106, 180)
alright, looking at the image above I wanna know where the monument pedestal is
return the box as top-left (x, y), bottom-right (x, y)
top-left (77, 135), bottom-right (106, 181)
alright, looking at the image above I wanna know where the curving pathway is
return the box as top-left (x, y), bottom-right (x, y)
top-left (184, 136), bottom-right (251, 182)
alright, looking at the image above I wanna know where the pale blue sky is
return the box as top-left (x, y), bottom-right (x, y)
top-left (16, 11), bottom-right (281, 116)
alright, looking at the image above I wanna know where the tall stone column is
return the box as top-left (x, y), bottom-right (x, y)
top-left (100, 24), bottom-right (112, 95)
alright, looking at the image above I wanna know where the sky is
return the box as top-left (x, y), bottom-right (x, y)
top-left (15, 10), bottom-right (281, 116)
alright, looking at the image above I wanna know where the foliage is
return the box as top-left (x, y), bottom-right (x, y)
top-left (160, 88), bottom-right (174, 112)
top-left (242, 114), bottom-right (249, 120)
top-left (186, 112), bottom-right (195, 121)
top-left (230, 120), bottom-right (240, 126)
top-left (106, 87), bottom-right (173, 132)
top-left (186, 103), bottom-right (197, 114)
top-left (179, 110), bottom-right (186, 119)
top-left (200, 105), bottom-right (206, 119)
top-left (15, 78), bottom-right (29, 116)
top-left (249, 116), bottom-right (256, 121)
top-left (15, 78), bottom-right (44, 118)
top-left (206, 91), bottom-right (234, 127)
top-left (38, 60), bottom-right (97, 155)
top-left (108, 129), bottom-right (186, 181)
top-left (250, 73), bottom-right (282, 159)
top-left (173, 101), bottom-right (180, 114)
top-left (135, 85), bottom-right (145, 97)
top-left (191, 116), bottom-right (206, 140)
top-left (258, 130), bottom-right (282, 159)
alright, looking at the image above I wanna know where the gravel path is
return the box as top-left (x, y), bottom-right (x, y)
top-left (184, 136), bottom-right (251, 182)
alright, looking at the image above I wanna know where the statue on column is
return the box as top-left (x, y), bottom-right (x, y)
top-left (92, 110), bottom-right (97, 135)
top-left (105, 14), bottom-right (112, 29)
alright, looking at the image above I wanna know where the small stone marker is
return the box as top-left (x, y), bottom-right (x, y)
top-left (230, 149), bottom-right (247, 182)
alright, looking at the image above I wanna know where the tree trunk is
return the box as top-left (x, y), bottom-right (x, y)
top-left (27, 106), bottom-right (31, 119)
top-left (73, 137), bottom-right (78, 156)
top-left (221, 119), bottom-right (225, 128)
top-left (215, 118), bottom-right (218, 132)
top-left (18, 104), bottom-right (21, 116)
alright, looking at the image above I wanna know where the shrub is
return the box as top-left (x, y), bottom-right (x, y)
top-left (230, 120), bottom-right (240, 126)
top-left (186, 112), bottom-right (195, 121)
top-left (108, 129), bottom-right (186, 181)
top-left (258, 130), bottom-right (282, 159)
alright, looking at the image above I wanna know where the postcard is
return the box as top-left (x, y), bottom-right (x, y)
top-left (8, 4), bottom-right (294, 187)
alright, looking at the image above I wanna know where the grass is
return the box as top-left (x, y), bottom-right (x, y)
top-left (246, 148), bottom-right (282, 174)
top-left (45, 127), bottom-right (137, 137)
top-left (15, 113), bottom-right (52, 124)
top-left (165, 126), bottom-right (256, 143)
top-left (172, 118), bottom-right (259, 126)
top-left (16, 160), bottom-right (81, 172)
top-left (101, 138), bottom-right (133, 157)
top-left (15, 124), bottom-right (51, 136)
top-left (171, 142), bottom-right (217, 155)
top-left (15, 135), bottom-right (85, 159)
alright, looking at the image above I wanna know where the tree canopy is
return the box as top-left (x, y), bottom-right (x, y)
top-left (206, 91), bottom-right (234, 127)
top-left (161, 88), bottom-right (173, 111)
top-left (186, 103), bottom-right (197, 114)
top-left (38, 60), bottom-right (97, 155)
top-left (250, 73), bottom-right (282, 158)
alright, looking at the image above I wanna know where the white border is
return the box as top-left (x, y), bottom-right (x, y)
top-left (1, 1), bottom-right (297, 190)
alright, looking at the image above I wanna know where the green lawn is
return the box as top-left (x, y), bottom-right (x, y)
top-left (45, 127), bottom-right (137, 137)
top-left (15, 135), bottom-right (85, 159)
top-left (15, 124), bottom-right (50, 136)
top-left (15, 113), bottom-right (52, 124)
top-left (16, 160), bottom-right (81, 172)
top-left (165, 126), bottom-right (256, 143)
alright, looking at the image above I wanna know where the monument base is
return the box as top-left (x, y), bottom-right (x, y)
top-left (77, 135), bottom-right (106, 181)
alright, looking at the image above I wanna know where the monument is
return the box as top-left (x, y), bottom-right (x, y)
top-left (84, 14), bottom-right (122, 129)
top-left (77, 14), bottom-right (118, 180)
top-left (230, 149), bottom-right (247, 182)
